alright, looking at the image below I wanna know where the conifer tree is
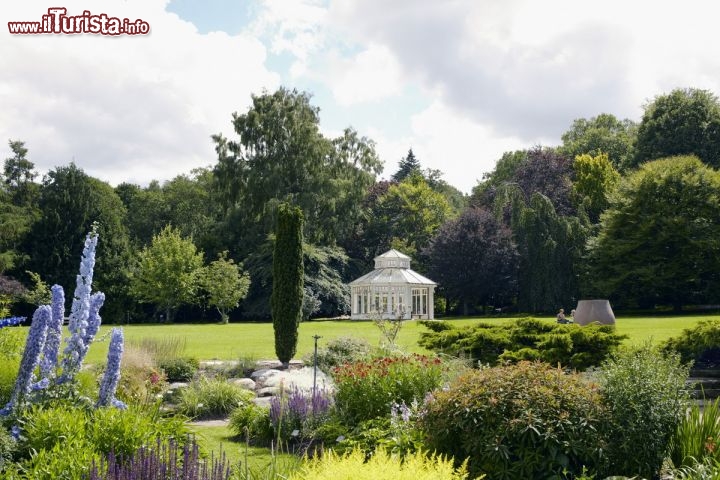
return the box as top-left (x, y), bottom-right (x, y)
top-left (391, 148), bottom-right (421, 182)
top-left (271, 203), bottom-right (304, 365)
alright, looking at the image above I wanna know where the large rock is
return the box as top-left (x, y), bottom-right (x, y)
top-left (229, 378), bottom-right (256, 391)
top-left (252, 366), bottom-right (334, 393)
top-left (574, 299), bottom-right (616, 326)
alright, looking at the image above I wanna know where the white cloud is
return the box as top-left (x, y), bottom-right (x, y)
top-left (319, 44), bottom-right (404, 106)
top-left (371, 101), bottom-right (534, 193)
top-left (326, 0), bottom-right (720, 141)
top-left (0, 0), bottom-right (280, 186)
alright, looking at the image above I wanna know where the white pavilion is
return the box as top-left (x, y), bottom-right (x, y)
top-left (349, 249), bottom-right (437, 320)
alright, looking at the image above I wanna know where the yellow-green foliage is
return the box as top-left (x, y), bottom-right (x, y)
top-left (290, 448), bottom-right (473, 480)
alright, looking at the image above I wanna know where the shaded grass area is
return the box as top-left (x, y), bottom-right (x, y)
top-left (32, 314), bottom-right (720, 365)
top-left (188, 424), bottom-right (298, 475)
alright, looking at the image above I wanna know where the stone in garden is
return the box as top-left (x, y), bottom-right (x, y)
top-left (260, 366), bottom-right (334, 393)
top-left (253, 396), bottom-right (273, 408)
top-left (573, 299), bottom-right (616, 326)
top-left (228, 378), bottom-right (256, 391)
top-left (257, 386), bottom-right (280, 397)
top-left (254, 360), bottom-right (284, 370)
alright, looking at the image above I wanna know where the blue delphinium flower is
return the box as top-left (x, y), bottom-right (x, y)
top-left (60, 231), bottom-right (98, 382)
top-left (97, 328), bottom-right (124, 408)
top-left (10, 425), bottom-right (20, 440)
top-left (0, 316), bottom-right (25, 328)
top-left (84, 292), bottom-right (105, 346)
top-left (1, 306), bottom-right (50, 415)
top-left (38, 285), bottom-right (65, 380)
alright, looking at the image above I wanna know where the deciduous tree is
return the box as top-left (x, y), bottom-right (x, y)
top-left (198, 251), bottom-right (250, 323)
top-left (427, 207), bottom-right (518, 314)
top-left (587, 156), bottom-right (720, 310)
top-left (633, 88), bottom-right (720, 169)
top-left (129, 226), bottom-right (204, 322)
top-left (560, 114), bottom-right (637, 170)
top-left (572, 153), bottom-right (620, 223)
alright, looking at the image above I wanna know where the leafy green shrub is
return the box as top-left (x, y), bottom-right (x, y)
top-left (10, 437), bottom-right (99, 480)
top-left (335, 401), bottom-right (425, 459)
top-left (302, 336), bottom-right (373, 373)
top-left (160, 357), bottom-right (200, 382)
top-left (289, 448), bottom-right (470, 480)
top-left (18, 404), bottom-right (89, 454)
top-left (662, 319), bottom-right (720, 367)
top-left (420, 317), bottom-right (625, 370)
top-left (229, 403), bottom-right (273, 444)
top-left (333, 354), bottom-right (443, 426)
top-left (176, 378), bottom-right (255, 419)
top-left (88, 406), bottom-right (189, 460)
top-left (0, 426), bottom-right (16, 471)
top-left (598, 343), bottom-right (691, 479)
top-left (669, 396), bottom-right (720, 469)
top-left (421, 361), bottom-right (607, 479)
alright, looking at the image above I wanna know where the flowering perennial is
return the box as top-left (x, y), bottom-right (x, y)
top-left (84, 291), bottom-right (105, 345)
top-left (0, 316), bottom-right (24, 328)
top-left (97, 327), bottom-right (125, 408)
top-left (1, 305), bottom-right (50, 415)
top-left (61, 231), bottom-right (98, 381)
top-left (38, 284), bottom-right (65, 380)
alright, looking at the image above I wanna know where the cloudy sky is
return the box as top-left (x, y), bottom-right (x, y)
top-left (2, 1), bottom-right (720, 193)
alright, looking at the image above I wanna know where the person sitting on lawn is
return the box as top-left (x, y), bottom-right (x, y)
top-left (556, 308), bottom-right (569, 324)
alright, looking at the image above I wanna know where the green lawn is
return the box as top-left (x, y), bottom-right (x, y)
top-left (188, 424), bottom-right (298, 475)
top-left (55, 313), bottom-right (720, 366)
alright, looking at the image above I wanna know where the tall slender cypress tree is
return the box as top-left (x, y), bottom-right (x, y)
top-left (271, 203), bottom-right (304, 365)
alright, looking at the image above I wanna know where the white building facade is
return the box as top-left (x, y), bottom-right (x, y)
top-left (349, 249), bottom-right (436, 320)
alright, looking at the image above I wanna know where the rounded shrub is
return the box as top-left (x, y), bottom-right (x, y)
top-left (88, 406), bottom-right (189, 460)
top-left (160, 357), bottom-right (200, 382)
top-left (176, 378), bottom-right (255, 419)
top-left (661, 319), bottom-right (720, 367)
top-left (303, 336), bottom-right (373, 373)
top-left (421, 361), bottom-right (607, 479)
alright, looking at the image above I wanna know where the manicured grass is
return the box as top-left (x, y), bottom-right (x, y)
top-left (188, 424), bottom-right (298, 474)
top-left (82, 317), bottom-right (488, 365)
top-left (32, 313), bottom-right (720, 366)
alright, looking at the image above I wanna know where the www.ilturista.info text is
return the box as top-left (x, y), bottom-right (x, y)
top-left (8, 8), bottom-right (150, 35)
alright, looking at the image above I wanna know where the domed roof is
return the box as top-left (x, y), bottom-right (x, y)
top-left (349, 249), bottom-right (436, 286)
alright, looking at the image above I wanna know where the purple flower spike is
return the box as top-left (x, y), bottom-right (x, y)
top-left (61, 231), bottom-right (98, 382)
top-left (5, 306), bottom-right (50, 414)
top-left (84, 292), bottom-right (104, 345)
top-left (38, 285), bottom-right (65, 380)
top-left (97, 328), bottom-right (124, 408)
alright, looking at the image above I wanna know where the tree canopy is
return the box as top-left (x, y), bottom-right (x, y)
top-left (129, 225), bottom-right (204, 322)
top-left (560, 114), bottom-right (637, 170)
top-left (633, 88), bottom-right (720, 169)
top-left (427, 207), bottom-right (518, 314)
top-left (587, 156), bottom-right (720, 309)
